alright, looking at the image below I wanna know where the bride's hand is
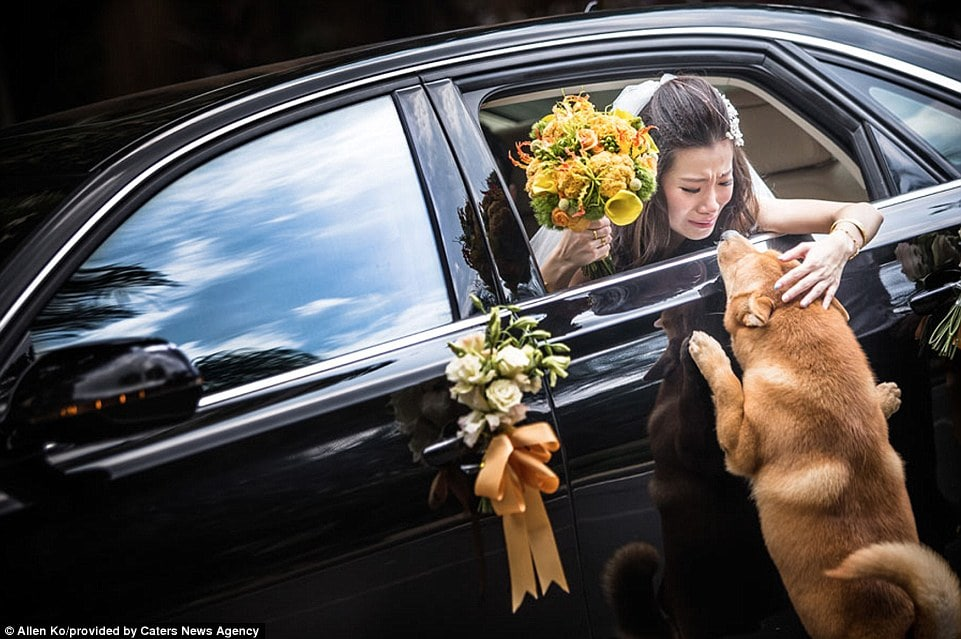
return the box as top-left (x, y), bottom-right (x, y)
top-left (556, 218), bottom-right (612, 267)
top-left (774, 232), bottom-right (853, 308)
top-left (540, 218), bottom-right (612, 291)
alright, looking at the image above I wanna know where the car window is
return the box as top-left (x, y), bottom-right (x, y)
top-left (29, 97), bottom-right (452, 393)
top-left (825, 63), bottom-right (961, 172)
top-left (479, 77), bottom-right (867, 283)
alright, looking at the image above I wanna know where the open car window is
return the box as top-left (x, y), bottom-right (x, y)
top-left (479, 76), bottom-right (868, 287)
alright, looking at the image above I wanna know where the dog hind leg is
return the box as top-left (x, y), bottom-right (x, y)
top-left (875, 381), bottom-right (902, 419)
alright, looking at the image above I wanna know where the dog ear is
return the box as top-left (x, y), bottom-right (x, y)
top-left (740, 293), bottom-right (776, 327)
top-left (829, 297), bottom-right (850, 322)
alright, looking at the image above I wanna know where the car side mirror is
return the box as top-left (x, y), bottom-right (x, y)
top-left (3, 338), bottom-right (203, 452)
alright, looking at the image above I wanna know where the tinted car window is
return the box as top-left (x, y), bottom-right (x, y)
top-left (29, 97), bottom-right (452, 393)
top-left (826, 63), bottom-right (961, 171)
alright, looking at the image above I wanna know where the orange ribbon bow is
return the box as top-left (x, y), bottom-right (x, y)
top-left (474, 421), bottom-right (570, 612)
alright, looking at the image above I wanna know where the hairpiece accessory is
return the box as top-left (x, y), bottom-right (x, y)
top-left (611, 73), bottom-right (676, 115)
top-left (720, 94), bottom-right (744, 147)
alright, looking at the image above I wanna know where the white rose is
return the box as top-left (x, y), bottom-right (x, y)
top-left (457, 411), bottom-right (486, 448)
top-left (445, 353), bottom-right (486, 385)
top-left (931, 233), bottom-right (961, 268)
top-left (453, 385), bottom-right (490, 412)
top-left (504, 402), bottom-right (528, 426)
top-left (494, 345), bottom-right (531, 377)
top-left (485, 378), bottom-right (523, 412)
top-left (453, 333), bottom-right (486, 354)
top-left (515, 373), bottom-right (542, 394)
top-left (523, 344), bottom-right (538, 364)
top-left (457, 410), bottom-right (504, 447)
top-left (895, 242), bottom-right (926, 281)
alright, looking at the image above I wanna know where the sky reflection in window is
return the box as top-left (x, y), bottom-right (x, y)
top-left (33, 97), bottom-right (452, 391)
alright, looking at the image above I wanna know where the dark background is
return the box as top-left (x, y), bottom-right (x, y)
top-left (2, 0), bottom-right (960, 128)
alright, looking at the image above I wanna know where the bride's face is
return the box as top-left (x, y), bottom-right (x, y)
top-left (661, 141), bottom-right (735, 241)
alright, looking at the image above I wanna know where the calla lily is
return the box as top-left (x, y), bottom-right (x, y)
top-left (605, 190), bottom-right (644, 225)
top-left (530, 171), bottom-right (557, 195)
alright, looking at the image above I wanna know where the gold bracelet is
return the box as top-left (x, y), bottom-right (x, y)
top-left (831, 227), bottom-right (860, 260)
top-left (830, 218), bottom-right (868, 247)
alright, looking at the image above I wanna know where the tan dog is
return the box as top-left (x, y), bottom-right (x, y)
top-left (687, 230), bottom-right (961, 639)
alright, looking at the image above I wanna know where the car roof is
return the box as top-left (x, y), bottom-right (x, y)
top-left (1, 4), bottom-right (958, 268)
top-left (2, 5), bottom-right (958, 174)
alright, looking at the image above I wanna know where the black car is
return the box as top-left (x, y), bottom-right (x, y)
top-left (0, 5), bottom-right (959, 637)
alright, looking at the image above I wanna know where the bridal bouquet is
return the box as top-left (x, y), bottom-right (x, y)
top-left (923, 230), bottom-right (961, 359)
top-left (444, 297), bottom-right (571, 611)
top-left (895, 228), bottom-right (961, 358)
top-left (511, 94), bottom-right (659, 277)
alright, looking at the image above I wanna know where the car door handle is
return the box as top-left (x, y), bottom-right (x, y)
top-left (421, 435), bottom-right (482, 475)
top-left (909, 267), bottom-right (961, 315)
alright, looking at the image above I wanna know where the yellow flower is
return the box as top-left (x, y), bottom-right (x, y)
top-left (635, 154), bottom-right (657, 172)
top-left (633, 127), bottom-right (658, 156)
top-left (578, 128), bottom-right (600, 151)
top-left (590, 115), bottom-right (636, 153)
top-left (589, 152), bottom-right (635, 199)
top-left (528, 169), bottom-right (557, 195)
top-left (556, 163), bottom-right (591, 199)
top-left (605, 190), bottom-right (644, 226)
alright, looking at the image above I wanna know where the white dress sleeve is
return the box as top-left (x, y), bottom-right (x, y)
top-left (529, 226), bottom-right (564, 268)
top-left (750, 163), bottom-right (775, 200)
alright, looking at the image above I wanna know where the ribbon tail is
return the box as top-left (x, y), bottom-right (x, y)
top-left (503, 512), bottom-right (538, 613)
top-left (523, 485), bottom-right (570, 595)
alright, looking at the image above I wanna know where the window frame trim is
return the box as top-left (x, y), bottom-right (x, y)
top-left (815, 52), bottom-right (961, 181)
top-left (6, 22), bottom-right (960, 346)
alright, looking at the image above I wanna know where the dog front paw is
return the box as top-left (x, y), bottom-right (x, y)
top-left (876, 381), bottom-right (902, 419)
top-left (687, 330), bottom-right (731, 377)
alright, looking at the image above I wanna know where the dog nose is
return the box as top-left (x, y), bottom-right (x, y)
top-left (721, 230), bottom-right (742, 241)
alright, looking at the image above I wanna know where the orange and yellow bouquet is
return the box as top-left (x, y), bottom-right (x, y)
top-left (511, 94), bottom-right (659, 276)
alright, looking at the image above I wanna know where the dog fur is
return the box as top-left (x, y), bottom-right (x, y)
top-left (687, 231), bottom-right (961, 639)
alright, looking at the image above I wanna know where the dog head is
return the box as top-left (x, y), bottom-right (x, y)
top-left (716, 230), bottom-right (848, 329)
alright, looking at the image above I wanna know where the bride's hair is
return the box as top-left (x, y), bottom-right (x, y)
top-left (611, 76), bottom-right (758, 270)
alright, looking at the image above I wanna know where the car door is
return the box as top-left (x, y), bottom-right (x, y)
top-left (0, 86), bottom-right (592, 637)
top-left (437, 34), bottom-right (961, 638)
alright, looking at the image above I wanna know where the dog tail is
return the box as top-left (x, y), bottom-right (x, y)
top-left (825, 542), bottom-right (961, 639)
top-left (601, 541), bottom-right (673, 639)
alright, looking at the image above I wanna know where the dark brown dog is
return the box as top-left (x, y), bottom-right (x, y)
top-left (644, 298), bottom-right (789, 638)
top-left (688, 230), bottom-right (961, 639)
